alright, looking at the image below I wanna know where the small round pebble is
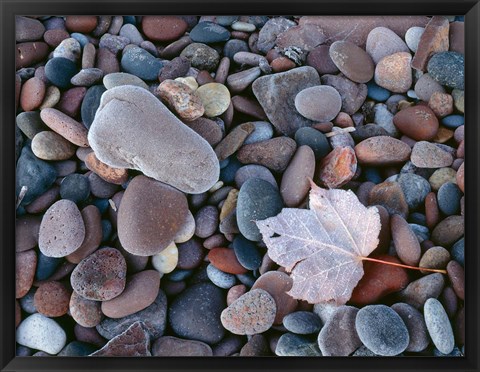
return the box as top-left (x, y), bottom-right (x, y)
top-left (437, 182), bottom-right (462, 215)
top-left (283, 311), bottom-right (322, 335)
top-left (206, 264), bottom-right (237, 289)
top-left (59, 173), bottom-right (90, 203)
top-left (34, 281), bottom-right (70, 317)
top-left (294, 86), bottom-right (342, 122)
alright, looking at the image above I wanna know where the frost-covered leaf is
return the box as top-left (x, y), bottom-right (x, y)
top-left (256, 182), bottom-right (381, 305)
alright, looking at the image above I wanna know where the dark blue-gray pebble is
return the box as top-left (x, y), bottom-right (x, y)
top-left (220, 156), bottom-right (243, 183)
top-left (367, 81), bottom-right (391, 102)
top-left (206, 264), bottom-right (236, 289)
top-left (275, 333), bottom-right (322, 356)
top-left (235, 272), bottom-right (257, 287)
top-left (60, 173), bottom-right (90, 203)
top-left (223, 39), bottom-right (249, 60)
top-left (247, 16), bottom-right (269, 28)
top-left (166, 268), bottom-right (194, 282)
top-left (35, 251), bottom-right (62, 281)
top-left (190, 22), bottom-right (230, 43)
top-left (58, 341), bottom-right (97, 356)
top-left (364, 167), bottom-right (383, 184)
top-left (123, 16), bottom-right (136, 25)
top-left (219, 158), bottom-right (230, 169)
top-left (408, 212), bottom-right (427, 226)
top-left (409, 223), bottom-right (430, 242)
top-left (433, 346), bottom-right (463, 357)
top-left (168, 282), bottom-right (226, 344)
top-left (91, 198), bottom-right (110, 214)
top-left (233, 235), bottom-right (263, 271)
top-left (16, 125), bottom-right (23, 163)
top-left (427, 51), bottom-right (464, 90)
top-left (44, 57), bottom-right (78, 88)
top-left (216, 16), bottom-right (239, 26)
top-left (283, 311), bottom-right (322, 334)
top-left (351, 124), bottom-right (389, 142)
top-left (437, 182), bottom-right (462, 215)
top-left (355, 305), bottom-right (410, 356)
top-left (451, 238), bottom-right (464, 267)
top-left (397, 173), bottom-right (431, 210)
top-left (101, 219), bottom-right (112, 242)
top-left (294, 127), bottom-right (331, 160)
top-left (71, 33), bottom-right (89, 47)
top-left (441, 115), bottom-right (464, 129)
top-left (19, 290), bottom-right (37, 314)
top-left (121, 46), bottom-right (163, 81)
top-left (244, 122), bottom-right (274, 145)
top-left (16, 146), bottom-right (58, 206)
top-left (237, 178), bottom-right (284, 241)
top-left (81, 85), bottom-right (107, 129)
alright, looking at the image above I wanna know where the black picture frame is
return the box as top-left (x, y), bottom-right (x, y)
top-left (2, 1), bottom-right (479, 371)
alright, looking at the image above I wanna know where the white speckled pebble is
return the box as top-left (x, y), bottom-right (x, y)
top-left (405, 27), bottom-right (425, 53)
top-left (231, 21), bottom-right (256, 32)
top-left (16, 313), bottom-right (67, 354)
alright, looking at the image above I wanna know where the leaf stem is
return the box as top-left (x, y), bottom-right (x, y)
top-left (361, 256), bottom-right (447, 274)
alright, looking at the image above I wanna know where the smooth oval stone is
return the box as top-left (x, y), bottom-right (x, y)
top-left (66, 16), bottom-right (98, 33)
top-left (40, 108), bottom-right (89, 147)
top-left (318, 306), bottom-right (362, 356)
top-left (80, 85), bottom-right (107, 129)
top-left (88, 85), bottom-right (219, 193)
top-left (16, 42), bottom-right (50, 69)
top-left (180, 43), bottom-right (220, 71)
top-left (419, 246), bottom-right (450, 274)
top-left (276, 333), bottom-right (322, 356)
top-left (294, 86), bottom-right (342, 122)
top-left (405, 26), bottom-right (424, 52)
top-left (356, 305), bottom-right (409, 356)
top-left (235, 164), bottom-right (277, 190)
top-left (35, 250), bottom-right (62, 281)
top-left (59, 173), bottom-right (90, 203)
top-left (31, 131), bottom-right (76, 161)
top-left (283, 311), bottom-right (321, 335)
top-left (411, 141), bottom-right (453, 168)
top-left (227, 67), bottom-right (261, 94)
top-left (232, 235), bottom-right (262, 271)
top-left (152, 242), bottom-right (179, 274)
top-left (44, 57), bottom-right (79, 88)
top-left (441, 114), bottom-right (464, 129)
top-left (103, 72), bottom-right (148, 90)
top-left (69, 291), bottom-right (103, 328)
top-left (159, 56), bottom-right (191, 82)
top-left (190, 21), bottom-right (230, 43)
top-left (16, 16), bottom-right (45, 42)
top-left (414, 73), bottom-right (445, 102)
top-left (237, 178), bottom-right (284, 241)
top-left (397, 173), bottom-right (431, 210)
top-left (157, 79), bottom-right (204, 121)
top-left (366, 81), bottom-right (391, 102)
top-left (169, 282), bottom-right (226, 344)
top-left (398, 273), bottom-right (445, 309)
top-left (393, 105), bottom-right (439, 141)
top-left (208, 247), bottom-right (247, 275)
top-left (424, 298), bottom-right (455, 354)
top-left (71, 247), bottom-right (127, 301)
top-left (101, 270), bottom-right (160, 318)
top-left (53, 38), bottom-right (81, 61)
top-left (194, 205), bottom-right (218, 238)
top-left (294, 127), bottom-right (331, 160)
top-left (355, 136), bottom-right (411, 166)
top-left (16, 146), bottom-right (58, 206)
top-left (391, 214), bottom-right (421, 266)
top-left (451, 238), bottom-right (464, 267)
top-left (244, 121), bottom-right (274, 145)
top-left (16, 111), bottom-right (48, 140)
top-left (70, 68), bottom-right (104, 86)
top-left (437, 182), bottom-right (462, 215)
top-left (34, 281), bottom-right (70, 317)
top-left (221, 289), bottom-right (276, 335)
top-left (120, 46), bottom-right (163, 81)
top-left (206, 264), bottom-right (237, 289)
top-left (366, 27), bottom-right (410, 64)
top-left (185, 117), bottom-right (223, 147)
top-left (446, 260), bottom-right (464, 300)
top-left (16, 250), bottom-right (37, 299)
top-left (252, 271), bottom-right (298, 324)
top-left (306, 45), bottom-right (339, 75)
top-left (329, 41), bottom-right (374, 83)
top-left (427, 51), bottom-right (464, 90)
top-left (175, 239), bottom-right (203, 270)
top-left (391, 303), bottom-right (429, 352)
top-left (195, 83), bottom-right (230, 117)
top-left (38, 199), bottom-right (85, 258)
top-left (118, 175), bottom-right (188, 256)
top-left (16, 314), bottom-right (66, 355)
top-left (369, 181), bottom-right (409, 219)
top-left (20, 77), bottom-right (46, 111)
top-left (97, 291), bottom-right (167, 340)
top-left (224, 39), bottom-right (249, 59)
top-left (141, 16), bottom-right (188, 42)
top-left (374, 52), bottom-right (413, 93)
top-left (152, 336), bottom-right (213, 356)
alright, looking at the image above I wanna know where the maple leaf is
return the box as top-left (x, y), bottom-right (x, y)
top-left (256, 182), bottom-right (381, 305)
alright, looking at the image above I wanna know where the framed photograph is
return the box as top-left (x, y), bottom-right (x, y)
top-left (2, 0), bottom-right (479, 371)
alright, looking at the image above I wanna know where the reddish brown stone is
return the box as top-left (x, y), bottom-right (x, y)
top-left (185, 117), bottom-right (223, 147)
top-left (196, 70), bottom-right (215, 85)
top-left (306, 45), bottom-right (339, 74)
top-left (318, 146), bottom-right (357, 189)
top-left (231, 95), bottom-right (268, 121)
top-left (411, 16), bottom-right (450, 71)
top-left (95, 48), bottom-right (120, 74)
top-left (55, 87), bottom-right (87, 118)
top-left (101, 270), bottom-right (161, 318)
top-left (270, 57), bottom-right (296, 73)
top-left (70, 291), bottom-right (103, 328)
top-left (393, 105), bottom-right (439, 141)
top-left (281, 145), bottom-right (315, 207)
top-left (425, 192), bottom-right (440, 230)
top-left (34, 281), bottom-right (71, 317)
top-left (142, 16), bottom-right (188, 42)
top-left (16, 42), bottom-right (49, 69)
top-left (391, 214), bottom-right (421, 266)
top-left (214, 122), bottom-right (255, 161)
top-left (152, 336), bottom-right (213, 356)
top-left (446, 260), bottom-right (464, 300)
top-left (237, 137), bottom-right (297, 172)
top-left (16, 215), bottom-right (41, 252)
top-left (355, 136), bottom-right (411, 166)
top-left (84, 152), bottom-right (129, 185)
top-left (66, 205), bottom-right (102, 264)
top-left (227, 284), bottom-right (248, 306)
top-left (456, 162), bottom-right (464, 193)
top-left (40, 108), bottom-right (89, 147)
top-left (208, 248), bottom-right (248, 275)
top-left (368, 181), bottom-right (409, 219)
top-left (333, 112), bottom-right (353, 128)
top-left (65, 16), bottom-right (98, 33)
top-left (449, 22), bottom-right (464, 54)
top-left (20, 77), bottom-right (45, 112)
top-left (329, 40), bottom-right (374, 83)
top-left (43, 29), bottom-right (70, 47)
top-left (428, 92), bottom-right (453, 118)
top-left (74, 324), bottom-right (107, 348)
top-left (252, 271), bottom-right (298, 324)
top-left (350, 255), bottom-right (409, 305)
top-left (457, 140), bottom-right (464, 159)
top-left (16, 250), bottom-right (37, 299)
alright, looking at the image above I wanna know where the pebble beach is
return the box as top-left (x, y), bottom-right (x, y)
top-left (15, 15), bottom-right (465, 357)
